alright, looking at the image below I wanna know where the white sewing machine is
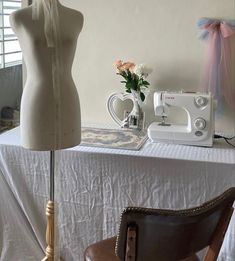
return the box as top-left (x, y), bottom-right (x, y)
top-left (147, 91), bottom-right (214, 147)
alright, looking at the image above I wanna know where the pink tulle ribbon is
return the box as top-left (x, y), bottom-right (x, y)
top-left (198, 18), bottom-right (235, 109)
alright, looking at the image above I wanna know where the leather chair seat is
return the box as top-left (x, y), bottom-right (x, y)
top-left (84, 236), bottom-right (199, 261)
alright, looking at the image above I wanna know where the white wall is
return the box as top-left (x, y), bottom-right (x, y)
top-left (62, 0), bottom-right (235, 133)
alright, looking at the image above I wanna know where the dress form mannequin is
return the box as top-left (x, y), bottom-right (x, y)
top-left (10, 1), bottom-right (84, 260)
top-left (10, 0), bottom-right (84, 150)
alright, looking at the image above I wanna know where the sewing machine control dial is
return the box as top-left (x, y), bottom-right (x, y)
top-left (195, 96), bottom-right (208, 107)
top-left (194, 118), bottom-right (206, 130)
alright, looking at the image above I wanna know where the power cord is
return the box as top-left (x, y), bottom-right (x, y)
top-left (214, 134), bottom-right (235, 148)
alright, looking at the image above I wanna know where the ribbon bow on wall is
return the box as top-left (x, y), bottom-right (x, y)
top-left (198, 18), bottom-right (235, 109)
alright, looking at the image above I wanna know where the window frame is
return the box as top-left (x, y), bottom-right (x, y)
top-left (0, 0), bottom-right (22, 69)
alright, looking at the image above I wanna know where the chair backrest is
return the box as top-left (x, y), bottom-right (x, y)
top-left (115, 188), bottom-right (235, 261)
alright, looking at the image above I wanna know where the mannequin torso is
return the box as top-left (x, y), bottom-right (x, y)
top-left (10, 0), bottom-right (84, 150)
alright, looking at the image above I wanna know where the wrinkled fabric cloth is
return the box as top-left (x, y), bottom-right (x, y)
top-left (197, 18), bottom-right (235, 109)
top-left (0, 128), bottom-right (235, 260)
top-left (0, 168), bottom-right (44, 261)
top-left (32, 0), bottom-right (59, 48)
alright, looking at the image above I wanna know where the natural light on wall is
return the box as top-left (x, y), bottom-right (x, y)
top-left (0, 0), bottom-right (22, 68)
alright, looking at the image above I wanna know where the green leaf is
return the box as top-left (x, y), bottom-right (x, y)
top-left (138, 78), bottom-right (143, 85)
top-left (140, 92), bottom-right (145, 102)
top-left (126, 82), bottom-right (133, 89)
top-left (127, 69), bottom-right (132, 77)
top-left (143, 81), bottom-right (150, 85)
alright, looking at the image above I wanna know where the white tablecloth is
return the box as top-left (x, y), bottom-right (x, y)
top-left (0, 127), bottom-right (234, 261)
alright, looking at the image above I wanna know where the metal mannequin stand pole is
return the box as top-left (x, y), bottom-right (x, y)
top-left (42, 151), bottom-right (55, 261)
top-left (50, 151), bottom-right (55, 202)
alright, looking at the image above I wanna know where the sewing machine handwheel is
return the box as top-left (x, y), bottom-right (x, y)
top-left (194, 118), bottom-right (206, 130)
top-left (195, 96), bottom-right (208, 107)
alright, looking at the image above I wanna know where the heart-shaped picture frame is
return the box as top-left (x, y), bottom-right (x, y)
top-left (107, 92), bottom-right (134, 126)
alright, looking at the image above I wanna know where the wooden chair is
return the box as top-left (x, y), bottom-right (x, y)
top-left (84, 188), bottom-right (235, 261)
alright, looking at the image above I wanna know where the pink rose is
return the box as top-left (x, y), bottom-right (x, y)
top-left (115, 59), bottom-right (123, 68)
top-left (121, 62), bottom-right (135, 71)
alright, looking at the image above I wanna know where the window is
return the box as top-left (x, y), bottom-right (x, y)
top-left (0, 0), bottom-right (22, 68)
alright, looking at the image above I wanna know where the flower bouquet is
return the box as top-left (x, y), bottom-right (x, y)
top-left (115, 60), bottom-right (152, 103)
top-left (113, 60), bottom-right (152, 129)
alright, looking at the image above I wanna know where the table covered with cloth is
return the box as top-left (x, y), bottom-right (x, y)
top-left (0, 127), bottom-right (234, 261)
